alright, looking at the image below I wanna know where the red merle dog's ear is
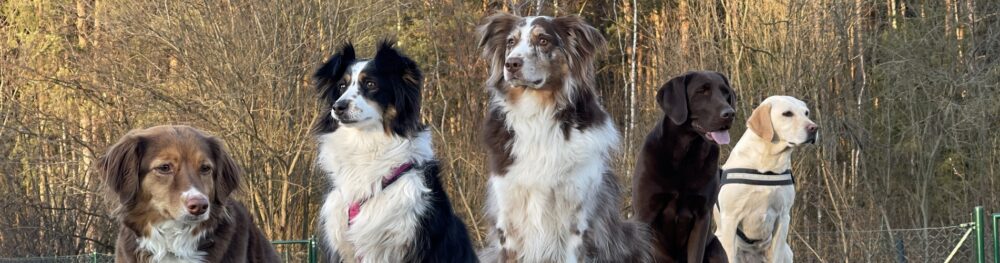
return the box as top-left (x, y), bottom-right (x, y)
top-left (657, 72), bottom-right (692, 125)
top-left (96, 131), bottom-right (145, 209)
top-left (478, 13), bottom-right (521, 87)
top-left (207, 136), bottom-right (241, 205)
top-left (553, 15), bottom-right (607, 65)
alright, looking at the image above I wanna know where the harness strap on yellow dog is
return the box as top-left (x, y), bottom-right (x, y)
top-left (721, 168), bottom-right (794, 186)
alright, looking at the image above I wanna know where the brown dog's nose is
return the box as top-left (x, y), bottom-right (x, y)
top-left (186, 196), bottom-right (209, 216)
top-left (720, 109), bottom-right (735, 119)
top-left (806, 124), bottom-right (819, 133)
top-left (505, 57), bottom-right (523, 72)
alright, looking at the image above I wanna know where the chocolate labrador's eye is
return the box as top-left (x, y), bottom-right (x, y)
top-left (783, 111), bottom-right (794, 117)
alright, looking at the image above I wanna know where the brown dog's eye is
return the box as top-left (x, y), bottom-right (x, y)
top-left (154, 164), bottom-right (172, 174)
top-left (783, 111), bottom-right (794, 117)
top-left (200, 165), bottom-right (212, 174)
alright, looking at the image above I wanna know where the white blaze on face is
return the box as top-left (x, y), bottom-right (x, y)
top-left (332, 60), bottom-right (382, 127)
top-left (504, 16), bottom-right (550, 87)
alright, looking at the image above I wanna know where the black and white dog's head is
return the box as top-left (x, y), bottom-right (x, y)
top-left (313, 41), bottom-right (424, 137)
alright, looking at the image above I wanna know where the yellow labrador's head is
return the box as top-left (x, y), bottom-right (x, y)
top-left (747, 96), bottom-right (819, 147)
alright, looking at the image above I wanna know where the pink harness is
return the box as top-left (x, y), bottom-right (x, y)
top-left (347, 162), bottom-right (414, 226)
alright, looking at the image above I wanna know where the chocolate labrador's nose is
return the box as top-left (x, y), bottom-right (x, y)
top-left (720, 108), bottom-right (735, 119)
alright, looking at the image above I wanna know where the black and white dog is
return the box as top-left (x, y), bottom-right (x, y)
top-left (312, 41), bottom-right (476, 263)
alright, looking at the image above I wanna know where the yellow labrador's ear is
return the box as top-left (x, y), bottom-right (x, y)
top-left (748, 103), bottom-right (775, 142)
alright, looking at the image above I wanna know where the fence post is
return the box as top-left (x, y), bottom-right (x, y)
top-left (91, 251), bottom-right (98, 263)
top-left (309, 235), bottom-right (317, 263)
top-left (993, 213), bottom-right (1000, 263)
top-left (976, 206), bottom-right (986, 263)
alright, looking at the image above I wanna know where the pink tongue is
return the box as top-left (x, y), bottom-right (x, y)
top-left (708, 130), bottom-right (731, 145)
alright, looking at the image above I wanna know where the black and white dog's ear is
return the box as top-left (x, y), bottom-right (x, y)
top-left (374, 40), bottom-right (424, 137)
top-left (314, 43), bottom-right (356, 102)
top-left (657, 72), bottom-right (691, 125)
top-left (312, 43), bottom-right (356, 134)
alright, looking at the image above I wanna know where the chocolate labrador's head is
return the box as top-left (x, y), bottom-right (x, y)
top-left (657, 71), bottom-right (737, 144)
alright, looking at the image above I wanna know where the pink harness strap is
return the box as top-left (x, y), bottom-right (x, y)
top-left (347, 162), bottom-right (414, 226)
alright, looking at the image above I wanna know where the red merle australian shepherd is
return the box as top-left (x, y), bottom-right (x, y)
top-left (477, 13), bottom-right (652, 262)
top-left (96, 125), bottom-right (279, 262)
top-left (311, 41), bottom-right (476, 262)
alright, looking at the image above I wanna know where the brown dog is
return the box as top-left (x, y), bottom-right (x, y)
top-left (632, 71), bottom-right (735, 263)
top-left (96, 125), bottom-right (279, 262)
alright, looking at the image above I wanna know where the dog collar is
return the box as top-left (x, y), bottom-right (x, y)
top-left (721, 168), bottom-right (794, 186)
top-left (347, 162), bottom-right (415, 226)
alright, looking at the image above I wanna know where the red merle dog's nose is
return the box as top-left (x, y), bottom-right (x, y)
top-left (186, 196), bottom-right (209, 216)
top-left (505, 57), bottom-right (523, 73)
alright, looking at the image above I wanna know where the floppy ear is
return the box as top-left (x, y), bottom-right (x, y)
top-left (748, 103), bottom-right (775, 142)
top-left (208, 137), bottom-right (241, 204)
top-left (657, 73), bottom-right (691, 125)
top-left (312, 43), bottom-right (356, 134)
top-left (553, 16), bottom-right (607, 65)
top-left (373, 40), bottom-right (425, 137)
top-left (477, 13), bottom-right (520, 87)
top-left (96, 132), bottom-right (145, 208)
top-left (715, 71), bottom-right (736, 107)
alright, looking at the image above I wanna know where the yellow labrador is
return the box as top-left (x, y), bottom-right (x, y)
top-left (715, 96), bottom-right (818, 262)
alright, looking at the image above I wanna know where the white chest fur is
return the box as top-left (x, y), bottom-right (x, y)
top-left (488, 96), bottom-right (619, 262)
top-left (137, 221), bottom-right (208, 263)
top-left (316, 128), bottom-right (434, 263)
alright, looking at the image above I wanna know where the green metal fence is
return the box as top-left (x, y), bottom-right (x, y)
top-left (0, 237), bottom-right (318, 263)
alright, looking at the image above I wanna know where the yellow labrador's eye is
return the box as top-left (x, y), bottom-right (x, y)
top-left (506, 38), bottom-right (516, 47)
top-left (804, 111), bottom-right (810, 116)
top-left (783, 111), bottom-right (794, 117)
top-left (154, 164), bottom-right (172, 174)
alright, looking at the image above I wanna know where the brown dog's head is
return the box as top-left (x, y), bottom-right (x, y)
top-left (96, 125), bottom-right (240, 234)
top-left (657, 71), bottom-right (737, 144)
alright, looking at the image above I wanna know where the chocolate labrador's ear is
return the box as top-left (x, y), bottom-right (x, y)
top-left (96, 132), bottom-right (145, 209)
top-left (715, 71), bottom-right (736, 107)
top-left (208, 137), bottom-right (241, 205)
top-left (657, 73), bottom-right (691, 125)
top-left (748, 103), bottom-right (775, 142)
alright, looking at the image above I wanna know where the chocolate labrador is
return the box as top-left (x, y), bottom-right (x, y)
top-left (632, 71), bottom-right (735, 263)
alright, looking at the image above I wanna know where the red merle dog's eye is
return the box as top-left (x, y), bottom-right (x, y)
top-left (506, 38), bottom-right (516, 47)
top-left (539, 38), bottom-right (549, 46)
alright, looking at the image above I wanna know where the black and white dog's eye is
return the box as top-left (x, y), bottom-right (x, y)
top-left (366, 81), bottom-right (376, 89)
top-left (338, 83), bottom-right (347, 90)
top-left (783, 111), bottom-right (794, 117)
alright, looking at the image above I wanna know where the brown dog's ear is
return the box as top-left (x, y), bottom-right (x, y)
top-left (657, 73), bottom-right (691, 125)
top-left (208, 137), bottom-right (241, 204)
top-left (96, 133), bottom-right (145, 208)
top-left (748, 103), bottom-right (775, 142)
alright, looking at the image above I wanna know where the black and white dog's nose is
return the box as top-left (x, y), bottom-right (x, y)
top-left (333, 101), bottom-right (350, 114)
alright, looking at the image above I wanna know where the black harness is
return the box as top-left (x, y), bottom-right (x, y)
top-left (720, 168), bottom-right (795, 186)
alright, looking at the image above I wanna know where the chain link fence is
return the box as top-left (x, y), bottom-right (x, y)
top-left (0, 239), bottom-right (317, 263)
top-left (0, 253), bottom-right (113, 263)
top-left (792, 224), bottom-right (976, 262)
